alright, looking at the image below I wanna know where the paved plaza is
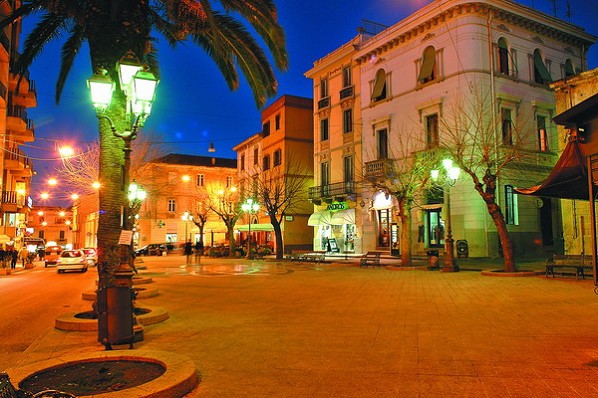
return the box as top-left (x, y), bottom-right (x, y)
top-left (4, 256), bottom-right (598, 397)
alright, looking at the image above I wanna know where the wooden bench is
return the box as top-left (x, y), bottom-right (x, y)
top-left (546, 254), bottom-right (593, 280)
top-left (0, 371), bottom-right (76, 397)
top-left (360, 251), bottom-right (382, 267)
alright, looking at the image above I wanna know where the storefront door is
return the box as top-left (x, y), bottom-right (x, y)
top-left (427, 209), bottom-right (444, 248)
top-left (378, 209), bottom-right (391, 247)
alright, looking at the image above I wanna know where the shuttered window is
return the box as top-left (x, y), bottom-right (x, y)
top-left (418, 46), bottom-right (436, 83)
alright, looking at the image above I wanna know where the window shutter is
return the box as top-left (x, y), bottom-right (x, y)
top-left (418, 47), bottom-right (436, 82)
top-left (371, 69), bottom-right (386, 100)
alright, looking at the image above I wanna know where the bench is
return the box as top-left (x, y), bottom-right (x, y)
top-left (285, 251), bottom-right (326, 263)
top-left (360, 251), bottom-right (382, 267)
top-left (546, 254), bottom-right (593, 280)
top-left (0, 371), bottom-right (76, 397)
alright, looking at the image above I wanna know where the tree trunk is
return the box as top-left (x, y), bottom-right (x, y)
top-left (272, 218), bottom-right (284, 260)
top-left (398, 198), bottom-right (413, 267)
top-left (227, 224), bottom-right (236, 258)
top-left (486, 201), bottom-right (516, 272)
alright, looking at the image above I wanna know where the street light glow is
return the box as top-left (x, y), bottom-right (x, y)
top-left (58, 146), bottom-right (75, 158)
top-left (48, 177), bottom-right (58, 186)
top-left (92, 181), bottom-right (101, 190)
top-left (40, 192), bottom-right (50, 200)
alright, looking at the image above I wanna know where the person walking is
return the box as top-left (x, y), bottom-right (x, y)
top-left (195, 240), bottom-right (203, 264)
top-left (18, 246), bottom-right (29, 268)
top-left (184, 241), bottom-right (193, 265)
top-left (9, 248), bottom-right (17, 269)
top-left (0, 247), bottom-right (5, 268)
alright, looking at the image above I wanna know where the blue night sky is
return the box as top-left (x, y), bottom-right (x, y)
top-left (22, 0), bottom-right (598, 199)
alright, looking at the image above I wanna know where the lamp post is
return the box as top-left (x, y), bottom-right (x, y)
top-left (182, 211), bottom-right (193, 242)
top-left (128, 181), bottom-right (146, 252)
top-left (241, 198), bottom-right (259, 259)
top-left (182, 212), bottom-right (193, 264)
top-left (87, 53), bottom-right (158, 349)
top-left (431, 158), bottom-right (460, 272)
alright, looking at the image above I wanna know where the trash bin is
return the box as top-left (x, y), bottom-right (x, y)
top-left (427, 249), bottom-right (439, 269)
top-left (456, 240), bottom-right (468, 258)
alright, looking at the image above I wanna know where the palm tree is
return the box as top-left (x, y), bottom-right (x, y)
top-left (1, 0), bottom-right (287, 335)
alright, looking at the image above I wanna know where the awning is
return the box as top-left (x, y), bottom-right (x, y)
top-left (515, 139), bottom-right (587, 199)
top-left (308, 211), bottom-right (332, 226)
top-left (331, 208), bottom-right (356, 225)
top-left (236, 223), bottom-right (276, 232)
top-left (0, 235), bottom-right (10, 243)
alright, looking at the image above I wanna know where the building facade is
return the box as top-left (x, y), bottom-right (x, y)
top-left (308, 0), bottom-right (595, 258)
top-left (0, 0), bottom-right (36, 250)
top-left (305, 35), bottom-right (364, 254)
top-left (27, 206), bottom-right (73, 248)
top-left (234, 95), bottom-right (314, 253)
top-left (134, 154), bottom-right (238, 248)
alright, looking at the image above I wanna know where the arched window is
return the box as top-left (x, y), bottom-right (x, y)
top-left (564, 59), bottom-right (575, 77)
top-left (371, 69), bottom-right (387, 102)
top-left (418, 46), bottom-right (436, 83)
top-left (533, 49), bottom-right (552, 84)
top-left (498, 38), bottom-right (509, 75)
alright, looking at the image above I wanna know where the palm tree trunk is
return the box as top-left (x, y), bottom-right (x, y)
top-left (398, 198), bottom-right (413, 267)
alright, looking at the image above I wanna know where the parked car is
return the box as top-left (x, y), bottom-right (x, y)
top-left (82, 248), bottom-right (98, 266)
top-left (57, 249), bottom-right (88, 273)
top-left (44, 245), bottom-right (63, 267)
top-left (135, 244), bottom-right (167, 256)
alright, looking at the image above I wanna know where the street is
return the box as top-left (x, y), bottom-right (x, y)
top-left (3, 256), bottom-right (598, 396)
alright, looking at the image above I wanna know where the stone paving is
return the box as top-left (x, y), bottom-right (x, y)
top-left (7, 255), bottom-right (598, 397)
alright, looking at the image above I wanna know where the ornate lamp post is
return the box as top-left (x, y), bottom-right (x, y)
top-left (241, 198), bottom-right (259, 259)
top-left (431, 158), bottom-right (460, 272)
top-left (87, 54), bottom-right (158, 349)
top-left (181, 211), bottom-right (193, 242)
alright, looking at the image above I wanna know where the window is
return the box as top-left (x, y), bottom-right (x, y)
top-left (240, 155), bottom-right (245, 171)
top-left (426, 114), bottom-right (439, 148)
top-left (320, 118), bottom-right (329, 141)
top-left (564, 59), bottom-right (575, 77)
top-left (253, 147), bottom-right (259, 165)
top-left (39, 230), bottom-right (44, 239)
top-left (533, 49), bottom-right (552, 84)
top-left (275, 114), bottom-right (281, 130)
top-left (501, 108), bottom-right (513, 145)
top-left (321, 162), bottom-right (330, 196)
top-left (226, 176), bottom-right (233, 187)
top-left (262, 121), bottom-right (270, 137)
top-left (168, 199), bottom-right (176, 212)
top-left (418, 46), bottom-right (436, 83)
top-left (343, 66), bottom-right (352, 87)
top-left (377, 128), bottom-right (389, 159)
top-left (344, 156), bottom-right (354, 183)
top-left (498, 38), bottom-right (509, 75)
top-left (505, 185), bottom-right (519, 225)
top-left (343, 108), bottom-right (353, 133)
top-left (263, 155), bottom-right (270, 171)
top-left (537, 115), bottom-right (548, 152)
top-left (320, 77), bottom-right (328, 98)
top-left (59, 230), bottom-right (65, 240)
top-left (371, 69), bottom-right (387, 102)
top-left (196, 174), bottom-right (204, 187)
top-left (273, 149), bottom-right (282, 166)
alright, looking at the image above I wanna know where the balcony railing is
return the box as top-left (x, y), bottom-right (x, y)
top-left (309, 181), bottom-right (356, 201)
top-left (0, 80), bottom-right (7, 101)
top-left (0, 30), bottom-right (9, 53)
top-left (364, 158), bottom-right (395, 179)
top-left (317, 96), bottom-right (330, 110)
top-left (339, 86), bottom-right (354, 100)
top-left (1, 191), bottom-right (26, 208)
top-left (7, 105), bottom-right (28, 123)
top-left (6, 146), bottom-right (32, 168)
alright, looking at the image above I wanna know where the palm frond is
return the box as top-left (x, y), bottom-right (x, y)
top-left (56, 24), bottom-right (85, 104)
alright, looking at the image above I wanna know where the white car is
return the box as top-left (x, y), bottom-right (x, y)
top-left (82, 248), bottom-right (98, 266)
top-left (57, 250), bottom-right (89, 273)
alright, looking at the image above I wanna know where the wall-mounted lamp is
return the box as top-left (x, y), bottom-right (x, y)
top-left (208, 142), bottom-right (216, 153)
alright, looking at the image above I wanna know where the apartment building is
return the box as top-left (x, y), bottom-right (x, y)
top-left (27, 206), bottom-right (73, 247)
top-left (234, 95), bottom-right (314, 254)
top-left (0, 0), bottom-right (36, 249)
top-left (308, 0), bottom-right (595, 258)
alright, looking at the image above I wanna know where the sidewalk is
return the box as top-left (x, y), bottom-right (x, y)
top-left (8, 255), bottom-right (598, 397)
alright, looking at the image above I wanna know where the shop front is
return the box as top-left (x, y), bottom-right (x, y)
top-left (308, 203), bottom-right (358, 254)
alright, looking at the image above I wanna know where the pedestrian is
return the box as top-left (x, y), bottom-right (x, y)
top-left (37, 246), bottom-right (45, 261)
top-left (0, 247), bottom-right (5, 268)
top-left (9, 248), bottom-right (17, 269)
top-left (18, 247), bottom-right (29, 268)
top-left (184, 241), bottom-right (193, 265)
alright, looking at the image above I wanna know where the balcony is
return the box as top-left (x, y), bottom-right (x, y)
top-left (1, 191), bottom-right (26, 213)
top-left (0, 30), bottom-right (9, 61)
top-left (309, 181), bottom-right (356, 203)
top-left (364, 158), bottom-right (395, 181)
top-left (339, 86), bottom-right (354, 100)
top-left (317, 96), bottom-right (330, 110)
top-left (10, 79), bottom-right (37, 108)
top-left (6, 105), bottom-right (35, 142)
top-left (5, 147), bottom-right (33, 177)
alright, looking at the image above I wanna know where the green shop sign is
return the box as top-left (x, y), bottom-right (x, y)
top-left (327, 202), bottom-right (347, 211)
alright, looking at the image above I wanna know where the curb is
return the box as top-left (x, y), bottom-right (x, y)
top-left (55, 305), bottom-right (169, 331)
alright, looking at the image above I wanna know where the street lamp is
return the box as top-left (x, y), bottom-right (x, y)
top-left (87, 52), bottom-right (158, 349)
top-left (181, 211), bottom-right (193, 242)
top-left (431, 158), bottom-right (460, 272)
top-left (241, 198), bottom-right (259, 259)
top-left (128, 181), bottom-right (147, 248)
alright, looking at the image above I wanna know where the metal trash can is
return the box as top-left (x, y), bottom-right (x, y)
top-left (456, 240), bottom-right (469, 258)
top-left (427, 249), bottom-right (439, 269)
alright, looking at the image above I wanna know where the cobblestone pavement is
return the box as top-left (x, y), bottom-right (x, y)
top-left (7, 256), bottom-right (598, 397)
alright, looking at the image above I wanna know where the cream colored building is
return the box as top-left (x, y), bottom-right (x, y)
top-left (0, 0), bottom-right (37, 249)
top-left (308, 0), bottom-right (595, 258)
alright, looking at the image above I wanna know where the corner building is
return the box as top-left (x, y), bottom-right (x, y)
top-left (308, 0), bottom-right (595, 258)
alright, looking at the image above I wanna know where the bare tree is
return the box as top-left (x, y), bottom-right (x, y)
top-left (440, 85), bottom-right (536, 272)
top-left (208, 186), bottom-right (241, 257)
top-left (250, 156), bottom-right (312, 260)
